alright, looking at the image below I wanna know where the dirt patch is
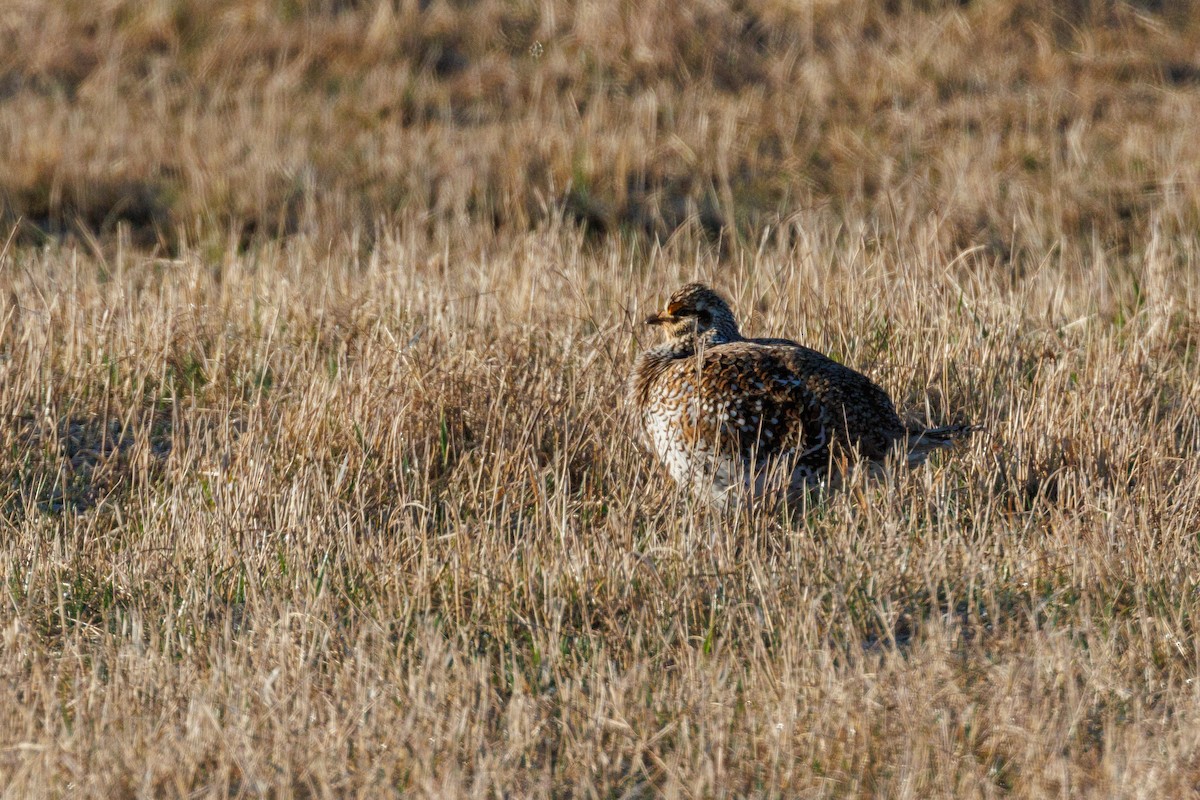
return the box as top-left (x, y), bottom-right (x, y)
top-left (8, 412), bottom-right (173, 513)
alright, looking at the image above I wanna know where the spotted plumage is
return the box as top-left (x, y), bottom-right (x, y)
top-left (628, 282), bottom-right (974, 507)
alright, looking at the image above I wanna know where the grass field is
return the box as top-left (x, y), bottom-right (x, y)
top-left (3, 0), bottom-right (1200, 796)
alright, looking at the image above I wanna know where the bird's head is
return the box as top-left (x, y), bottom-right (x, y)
top-left (644, 282), bottom-right (739, 341)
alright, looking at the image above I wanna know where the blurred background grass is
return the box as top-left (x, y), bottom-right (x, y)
top-left (3, 0), bottom-right (1200, 259)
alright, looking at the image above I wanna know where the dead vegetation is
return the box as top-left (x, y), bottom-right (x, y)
top-left (3, 0), bottom-right (1200, 796)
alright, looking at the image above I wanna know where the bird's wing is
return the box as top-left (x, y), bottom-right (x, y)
top-left (770, 344), bottom-right (904, 460)
top-left (670, 343), bottom-right (832, 469)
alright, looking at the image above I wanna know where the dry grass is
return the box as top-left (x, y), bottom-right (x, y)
top-left (3, 0), bottom-right (1200, 796)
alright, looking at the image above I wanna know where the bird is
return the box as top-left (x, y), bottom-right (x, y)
top-left (627, 282), bottom-right (975, 508)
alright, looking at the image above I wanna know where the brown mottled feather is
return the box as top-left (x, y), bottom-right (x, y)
top-left (629, 283), bottom-right (973, 506)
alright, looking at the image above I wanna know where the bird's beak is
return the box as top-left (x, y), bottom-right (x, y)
top-left (644, 311), bottom-right (674, 326)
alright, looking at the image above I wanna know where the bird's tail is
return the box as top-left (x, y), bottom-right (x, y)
top-left (904, 423), bottom-right (980, 466)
